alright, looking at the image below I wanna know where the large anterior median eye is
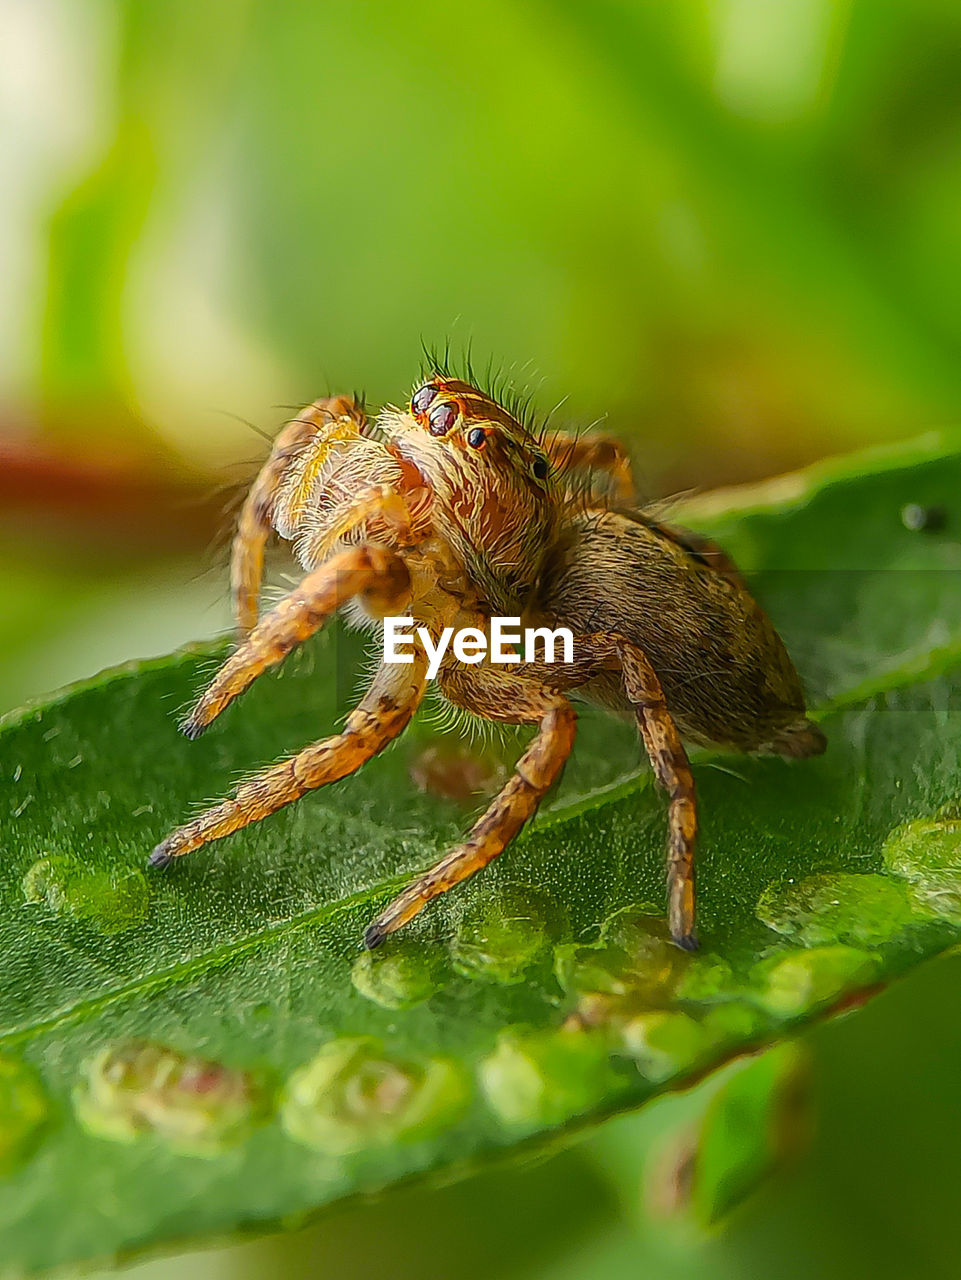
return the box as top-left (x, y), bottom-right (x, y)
top-left (411, 384), bottom-right (437, 415)
top-left (428, 401), bottom-right (457, 435)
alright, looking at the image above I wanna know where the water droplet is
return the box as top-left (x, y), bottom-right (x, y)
top-left (749, 945), bottom-right (880, 1017)
top-left (620, 1011), bottom-right (712, 1083)
top-left (450, 885), bottom-right (569, 985)
top-left (0, 1056), bottom-right (50, 1177)
top-left (73, 1040), bottom-right (267, 1156)
top-left (478, 1028), bottom-right (624, 1129)
top-left (555, 905), bottom-right (681, 1003)
top-left (674, 955), bottom-right (738, 1003)
top-left (281, 1037), bottom-right (468, 1155)
top-left (22, 855), bottom-right (149, 934)
top-left (351, 939), bottom-right (444, 1009)
top-left (757, 872), bottom-right (919, 947)
top-left (883, 812), bottom-right (961, 920)
top-left (701, 1003), bottom-right (766, 1041)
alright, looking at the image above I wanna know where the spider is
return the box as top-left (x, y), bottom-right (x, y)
top-left (150, 374), bottom-right (825, 950)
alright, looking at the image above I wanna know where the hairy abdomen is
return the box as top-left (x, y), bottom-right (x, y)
top-left (539, 511), bottom-right (823, 757)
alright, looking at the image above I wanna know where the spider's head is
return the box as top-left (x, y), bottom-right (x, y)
top-left (384, 377), bottom-right (558, 607)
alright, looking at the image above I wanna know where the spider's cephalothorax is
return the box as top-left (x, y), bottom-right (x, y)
top-left (382, 378), bottom-right (560, 614)
top-left (150, 373), bottom-right (825, 951)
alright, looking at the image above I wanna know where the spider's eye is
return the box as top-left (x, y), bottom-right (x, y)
top-left (532, 454), bottom-right (549, 480)
top-left (411, 384), bottom-right (437, 415)
top-left (466, 427), bottom-right (486, 448)
top-left (428, 401), bottom-right (457, 436)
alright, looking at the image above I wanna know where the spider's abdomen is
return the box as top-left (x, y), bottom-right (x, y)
top-left (539, 510), bottom-right (823, 757)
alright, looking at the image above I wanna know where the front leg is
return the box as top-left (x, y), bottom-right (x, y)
top-left (364, 695), bottom-right (576, 947)
top-left (151, 654), bottom-right (427, 866)
top-left (231, 395), bottom-right (368, 635)
top-left (301, 482), bottom-right (421, 568)
top-left (183, 544), bottom-right (411, 739)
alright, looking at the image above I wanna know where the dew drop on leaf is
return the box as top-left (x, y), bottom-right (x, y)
top-left (0, 1056), bottom-right (50, 1177)
top-left (620, 1011), bottom-right (713, 1083)
top-left (351, 939), bottom-right (445, 1009)
top-left (756, 872), bottom-right (922, 948)
top-left (73, 1041), bottom-right (268, 1156)
top-left (478, 1028), bottom-right (625, 1130)
top-left (281, 1037), bottom-right (469, 1155)
top-left (674, 954), bottom-right (738, 1003)
top-left (449, 885), bottom-right (569, 984)
top-left (747, 945), bottom-right (880, 1017)
top-left (554, 903), bottom-right (697, 1028)
top-left (900, 502), bottom-right (947, 532)
top-left (22, 855), bottom-right (148, 934)
top-left (882, 810), bottom-right (961, 920)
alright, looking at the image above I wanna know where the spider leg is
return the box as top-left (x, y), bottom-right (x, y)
top-left (301, 482), bottom-right (418, 568)
top-left (231, 395), bottom-right (367, 635)
top-left (364, 697), bottom-right (576, 947)
top-left (185, 544), bottom-right (410, 739)
top-left (150, 653), bottom-right (427, 867)
top-left (577, 631), bottom-right (698, 949)
top-left (543, 429), bottom-right (636, 505)
top-left (620, 644), bottom-right (697, 950)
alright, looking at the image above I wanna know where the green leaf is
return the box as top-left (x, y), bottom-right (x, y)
top-left (3, 432), bottom-right (961, 1272)
top-left (689, 1041), bottom-right (811, 1228)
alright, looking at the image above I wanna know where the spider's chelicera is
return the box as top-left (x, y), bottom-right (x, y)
top-left (150, 374), bottom-right (825, 950)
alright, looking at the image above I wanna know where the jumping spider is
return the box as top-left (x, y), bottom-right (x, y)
top-left (151, 375), bottom-right (825, 949)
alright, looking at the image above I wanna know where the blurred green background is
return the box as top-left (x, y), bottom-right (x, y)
top-left (3, 1), bottom-right (961, 1276)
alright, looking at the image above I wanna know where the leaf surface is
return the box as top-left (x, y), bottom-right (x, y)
top-left (2, 433), bottom-right (961, 1272)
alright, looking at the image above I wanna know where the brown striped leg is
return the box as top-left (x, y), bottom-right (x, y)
top-left (614, 638), bottom-right (698, 950)
top-left (150, 655), bottom-right (427, 867)
top-left (543, 429), bottom-right (636, 505)
top-left (364, 698), bottom-right (577, 947)
top-left (300, 482), bottom-right (416, 569)
top-left (185, 544), bottom-right (410, 739)
top-left (231, 396), bottom-right (366, 635)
